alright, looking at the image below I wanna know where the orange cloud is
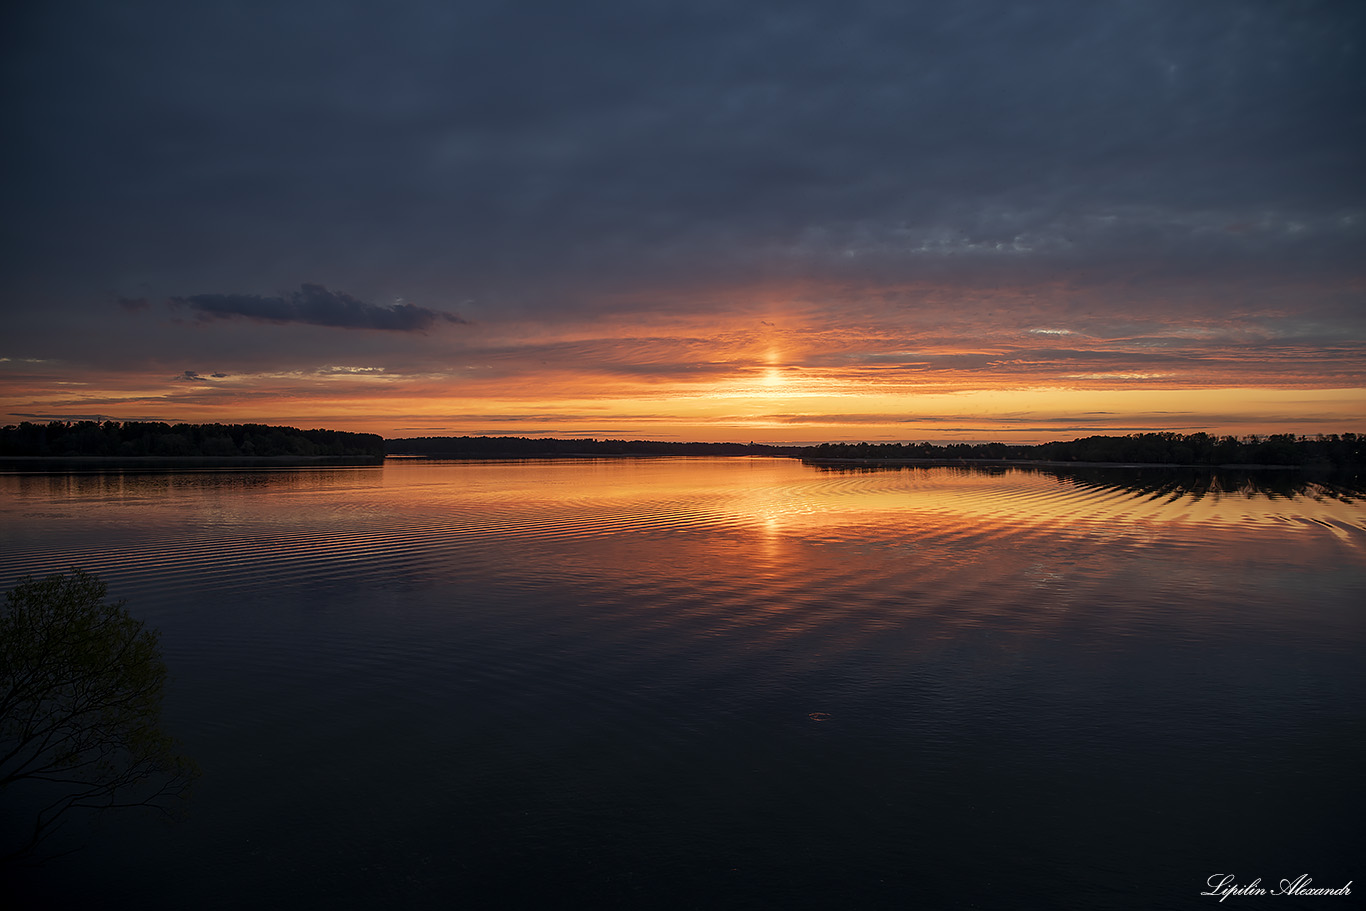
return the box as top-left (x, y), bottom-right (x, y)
top-left (4, 277), bottom-right (1362, 441)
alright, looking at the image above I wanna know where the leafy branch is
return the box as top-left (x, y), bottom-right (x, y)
top-left (0, 570), bottom-right (198, 864)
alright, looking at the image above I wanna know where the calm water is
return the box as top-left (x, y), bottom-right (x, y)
top-left (2, 458), bottom-right (1363, 909)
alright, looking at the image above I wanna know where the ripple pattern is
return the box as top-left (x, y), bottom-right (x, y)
top-left (3, 460), bottom-right (1364, 618)
top-left (2, 459), bottom-right (1364, 908)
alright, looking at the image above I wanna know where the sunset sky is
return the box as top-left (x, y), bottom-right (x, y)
top-left (3, 0), bottom-right (1363, 442)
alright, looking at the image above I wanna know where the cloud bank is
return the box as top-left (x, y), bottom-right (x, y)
top-left (1, 1), bottom-right (1361, 439)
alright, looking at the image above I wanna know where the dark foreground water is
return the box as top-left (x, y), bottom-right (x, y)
top-left (2, 458), bottom-right (1362, 909)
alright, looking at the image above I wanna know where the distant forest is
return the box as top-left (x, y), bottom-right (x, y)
top-left (4, 424), bottom-right (1361, 471)
top-left (392, 432), bottom-right (1364, 470)
top-left (387, 436), bottom-right (802, 458)
top-left (0, 421), bottom-right (385, 460)
top-left (803, 432), bottom-right (1364, 470)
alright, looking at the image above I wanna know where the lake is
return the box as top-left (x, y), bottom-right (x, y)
top-left (2, 458), bottom-right (1362, 909)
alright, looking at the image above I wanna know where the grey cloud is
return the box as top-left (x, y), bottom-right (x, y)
top-left (2, 0), bottom-right (1362, 404)
top-left (170, 284), bottom-right (467, 332)
top-left (5, 0), bottom-right (1362, 313)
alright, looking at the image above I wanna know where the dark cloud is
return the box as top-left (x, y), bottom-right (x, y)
top-left (169, 284), bottom-right (467, 332)
top-left (2, 0), bottom-right (1362, 438)
top-left (173, 370), bottom-right (218, 382)
top-left (3, 0), bottom-right (1362, 311)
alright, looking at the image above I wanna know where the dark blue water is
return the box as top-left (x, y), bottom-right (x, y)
top-left (2, 459), bottom-right (1362, 908)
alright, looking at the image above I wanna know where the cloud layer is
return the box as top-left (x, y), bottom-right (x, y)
top-left (1, 0), bottom-right (1361, 439)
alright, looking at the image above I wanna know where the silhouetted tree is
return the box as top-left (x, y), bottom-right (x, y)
top-left (0, 420), bottom-right (384, 459)
top-left (0, 571), bottom-right (197, 864)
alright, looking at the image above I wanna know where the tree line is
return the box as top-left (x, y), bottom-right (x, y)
top-left (6, 425), bottom-right (1360, 469)
top-left (387, 436), bottom-right (804, 457)
top-left (802, 432), bottom-right (1364, 470)
top-left (390, 432), bottom-right (1362, 469)
top-left (0, 421), bottom-right (386, 460)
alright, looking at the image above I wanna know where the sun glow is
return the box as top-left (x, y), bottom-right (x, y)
top-left (4, 298), bottom-right (1362, 442)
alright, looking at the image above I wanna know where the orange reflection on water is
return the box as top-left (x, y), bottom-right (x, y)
top-left (2, 459), bottom-right (1361, 650)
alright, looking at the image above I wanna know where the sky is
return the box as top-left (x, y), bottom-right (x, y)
top-left (2, 0), bottom-right (1363, 443)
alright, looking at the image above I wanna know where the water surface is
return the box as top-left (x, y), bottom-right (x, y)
top-left (2, 459), bottom-right (1362, 908)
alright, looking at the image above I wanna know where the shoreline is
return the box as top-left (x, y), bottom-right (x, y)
top-left (800, 457), bottom-right (1307, 470)
top-left (0, 455), bottom-right (383, 471)
top-left (0, 453), bottom-right (1337, 473)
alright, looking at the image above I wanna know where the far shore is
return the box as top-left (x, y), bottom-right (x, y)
top-left (0, 454), bottom-right (383, 469)
top-left (801, 457), bottom-right (1306, 470)
top-left (0, 453), bottom-right (1320, 471)
top-left (389, 452), bottom-right (1305, 470)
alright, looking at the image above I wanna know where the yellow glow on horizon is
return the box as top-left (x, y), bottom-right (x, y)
top-left (3, 298), bottom-right (1362, 443)
top-left (4, 366), bottom-right (1363, 442)
top-left (269, 383), bottom-right (1364, 442)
